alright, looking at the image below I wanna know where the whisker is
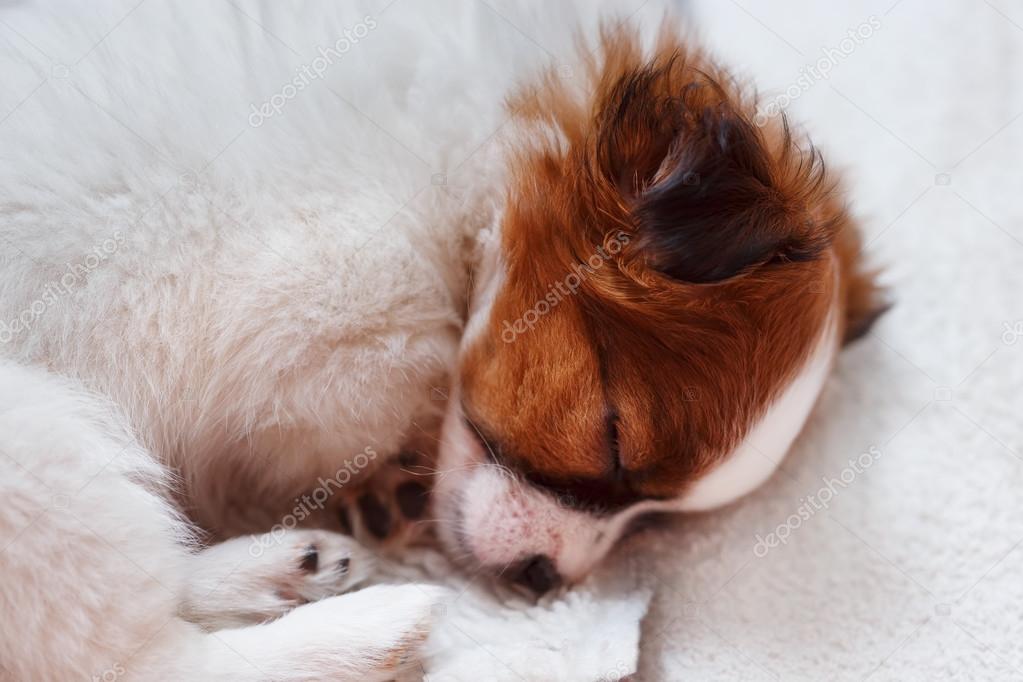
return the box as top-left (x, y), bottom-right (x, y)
top-left (464, 414), bottom-right (501, 465)
top-left (409, 419), bottom-right (445, 443)
top-left (398, 465), bottom-right (442, 477)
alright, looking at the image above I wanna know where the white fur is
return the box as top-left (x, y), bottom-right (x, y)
top-left (0, 359), bottom-right (445, 680)
top-left (181, 530), bottom-right (375, 631)
top-left (0, 1), bottom-right (561, 677)
top-left (0, 1), bottom-right (488, 530)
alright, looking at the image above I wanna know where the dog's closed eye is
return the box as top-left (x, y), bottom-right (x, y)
top-left (462, 410), bottom-right (503, 465)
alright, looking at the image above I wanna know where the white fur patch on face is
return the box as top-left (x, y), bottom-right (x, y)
top-left (433, 393), bottom-right (617, 581)
top-left (675, 302), bottom-right (840, 512)
top-left (461, 220), bottom-right (505, 346)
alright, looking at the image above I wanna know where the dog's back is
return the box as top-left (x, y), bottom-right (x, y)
top-left (0, 1), bottom-right (538, 529)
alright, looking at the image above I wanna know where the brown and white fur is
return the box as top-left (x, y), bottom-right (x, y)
top-left (0, 1), bottom-right (882, 679)
top-left (431, 27), bottom-right (884, 592)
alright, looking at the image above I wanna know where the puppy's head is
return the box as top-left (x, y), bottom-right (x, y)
top-left (434, 26), bottom-right (884, 593)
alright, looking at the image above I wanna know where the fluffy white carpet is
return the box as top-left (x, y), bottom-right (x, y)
top-left (393, 2), bottom-right (1023, 680)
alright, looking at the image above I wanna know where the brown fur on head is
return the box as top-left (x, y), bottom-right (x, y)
top-left (436, 22), bottom-right (885, 587)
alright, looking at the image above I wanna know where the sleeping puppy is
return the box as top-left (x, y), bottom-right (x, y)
top-left (0, 1), bottom-right (882, 679)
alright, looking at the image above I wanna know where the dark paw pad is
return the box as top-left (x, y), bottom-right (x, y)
top-left (357, 493), bottom-right (392, 539)
top-left (338, 506), bottom-right (353, 535)
top-left (299, 544), bottom-right (319, 573)
top-left (396, 481), bottom-right (429, 519)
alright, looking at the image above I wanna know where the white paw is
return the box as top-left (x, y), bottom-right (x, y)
top-left (184, 529), bottom-right (373, 629)
top-left (281, 583), bottom-right (449, 681)
top-left (202, 583), bottom-right (449, 681)
top-left (256, 529), bottom-right (374, 603)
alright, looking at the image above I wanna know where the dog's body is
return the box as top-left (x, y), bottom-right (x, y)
top-left (0, 1), bottom-right (882, 678)
top-left (0, 2), bottom-right (520, 678)
top-left (0, 1), bottom-right (505, 537)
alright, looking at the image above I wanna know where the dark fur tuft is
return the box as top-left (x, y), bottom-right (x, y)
top-left (594, 62), bottom-right (833, 284)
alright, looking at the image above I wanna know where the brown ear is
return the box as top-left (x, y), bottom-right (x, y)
top-left (833, 221), bottom-right (890, 343)
top-left (844, 288), bottom-right (890, 343)
top-left (592, 62), bottom-right (833, 284)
